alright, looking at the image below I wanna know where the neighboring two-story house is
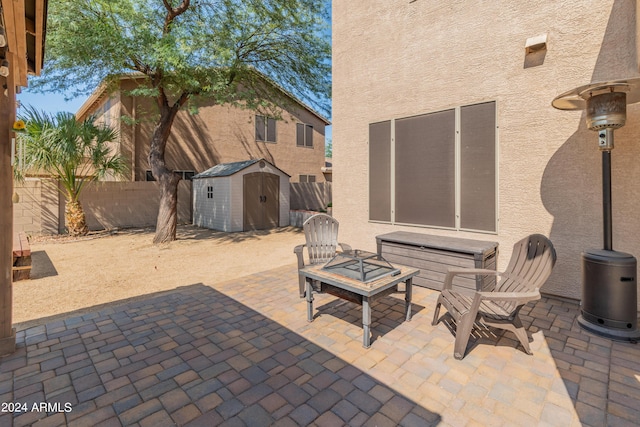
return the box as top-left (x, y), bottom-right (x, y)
top-left (75, 75), bottom-right (330, 184)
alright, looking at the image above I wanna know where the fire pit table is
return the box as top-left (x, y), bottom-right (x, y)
top-left (299, 250), bottom-right (419, 348)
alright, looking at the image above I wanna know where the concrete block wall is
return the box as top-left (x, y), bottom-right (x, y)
top-left (14, 178), bottom-right (325, 234)
top-left (80, 181), bottom-right (192, 231)
top-left (290, 182), bottom-right (332, 211)
top-left (13, 179), bottom-right (192, 235)
top-left (12, 179), bottom-right (60, 235)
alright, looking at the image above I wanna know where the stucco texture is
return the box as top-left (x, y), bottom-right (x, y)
top-left (332, 0), bottom-right (640, 303)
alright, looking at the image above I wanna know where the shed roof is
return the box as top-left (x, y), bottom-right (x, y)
top-left (192, 159), bottom-right (290, 179)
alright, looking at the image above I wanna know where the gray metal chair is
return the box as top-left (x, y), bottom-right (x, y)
top-left (432, 234), bottom-right (556, 359)
top-left (294, 213), bottom-right (352, 297)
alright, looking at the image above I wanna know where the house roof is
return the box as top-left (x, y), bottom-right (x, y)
top-left (75, 72), bottom-right (331, 125)
top-left (192, 159), bottom-right (290, 179)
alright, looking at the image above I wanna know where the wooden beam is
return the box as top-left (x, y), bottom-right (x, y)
top-left (0, 0), bottom-right (29, 86)
top-left (34, 0), bottom-right (45, 75)
top-left (0, 55), bottom-right (17, 356)
top-left (0, 0), bottom-right (17, 57)
top-left (25, 17), bottom-right (35, 35)
top-left (12, 0), bottom-right (28, 86)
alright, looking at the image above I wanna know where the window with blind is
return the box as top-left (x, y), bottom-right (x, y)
top-left (296, 123), bottom-right (314, 147)
top-left (369, 101), bottom-right (497, 232)
top-left (256, 115), bottom-right (277, 142)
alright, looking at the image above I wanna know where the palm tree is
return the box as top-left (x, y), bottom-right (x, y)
top-left (16, 106), bottom-right (127, 236)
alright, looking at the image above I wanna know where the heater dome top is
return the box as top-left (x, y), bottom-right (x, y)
top-left (552, 77), bottom-right (640, 111)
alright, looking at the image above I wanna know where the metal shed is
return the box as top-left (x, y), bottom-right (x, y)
top-left (192, 159), bottom-right (290, 232)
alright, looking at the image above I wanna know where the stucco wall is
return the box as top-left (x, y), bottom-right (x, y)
top-left (333, 0), bottom-right (640, 303)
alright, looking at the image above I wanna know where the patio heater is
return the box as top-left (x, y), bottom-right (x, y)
top-left (552, 78), bottom-right (640, 341)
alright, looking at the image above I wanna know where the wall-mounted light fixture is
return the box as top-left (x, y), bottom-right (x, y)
top-left (0, 27), bottom-right (6, 48)
top-left (525, 33), bottom-right (548, 54)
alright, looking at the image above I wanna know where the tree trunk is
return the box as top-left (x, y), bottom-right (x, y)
top-left (154, 175), bottom-right (180, 243)
top-left (65, 199), bottom-right (88, 236)
top-left (150, 100), bottom-right (183, 244)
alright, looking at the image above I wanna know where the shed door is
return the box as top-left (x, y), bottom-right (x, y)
top-left (263, 173), bottom-right (280, 229)
top-left (243, 172), bottom-right (280, 231)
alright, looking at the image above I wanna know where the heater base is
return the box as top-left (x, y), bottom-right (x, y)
top-left (578, 315), bottom-right (640, 342)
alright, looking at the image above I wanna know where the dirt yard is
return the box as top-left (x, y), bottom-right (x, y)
top-left (14, 225), bottom-right (305, 328)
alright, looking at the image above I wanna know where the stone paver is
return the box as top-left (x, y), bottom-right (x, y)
top-left (0, 264), bottom-right (639, 426)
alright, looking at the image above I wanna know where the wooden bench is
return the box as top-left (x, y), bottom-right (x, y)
top-left (12, 232), bottom-right (31, 281)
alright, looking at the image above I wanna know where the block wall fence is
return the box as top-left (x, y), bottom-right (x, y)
top-left (13, 179), bottom-right (331, 235)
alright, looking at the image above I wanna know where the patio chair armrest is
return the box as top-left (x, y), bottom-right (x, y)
top-left (338, 243), bottom-right (352, 252)
top-left (477, 290), bottom-right (540, 303)
top-left (443, 268), bottom-right (502, 290)
top-left (294, 244), bottom-right (306, 268)
top-left (294, 244), bottom-right (307, 298)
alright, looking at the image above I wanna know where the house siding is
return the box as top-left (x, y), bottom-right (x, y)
top-left (97, 79), bottom-right (327, 184)
top-left (333, 0), bottom-right (640, 303)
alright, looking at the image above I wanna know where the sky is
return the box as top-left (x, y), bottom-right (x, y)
top-left (17, 89), bottom-right (88, 116)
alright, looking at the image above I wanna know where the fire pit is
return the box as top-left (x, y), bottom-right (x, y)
top-left (322, 249), bottom-right (400, 283)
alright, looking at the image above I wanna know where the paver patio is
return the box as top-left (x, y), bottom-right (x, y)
top-left (1, 264), bottom-right (639, 426)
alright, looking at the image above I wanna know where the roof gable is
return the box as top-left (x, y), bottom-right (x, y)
top-left (76, 72), bottom-right (330, 125)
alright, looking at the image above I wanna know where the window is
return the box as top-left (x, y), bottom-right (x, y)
top-left (296, 123), bottom-right (313, 147)
top-left (207, 186), bottom-right (214, 199)
top-left (369, 101), bottom-right (497, 232)
top-left (174, 170), bottom-right (195, 181)
top-left (256, 115), bottom-right (277, 142)
top-left (299, 174), bottom-right (316, 183)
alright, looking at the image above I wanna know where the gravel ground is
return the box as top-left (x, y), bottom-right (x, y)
top-left (14, 225), bottom-right (305, 328)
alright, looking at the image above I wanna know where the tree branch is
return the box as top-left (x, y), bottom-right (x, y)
top-left (163, 0), bottom-right (190, 34)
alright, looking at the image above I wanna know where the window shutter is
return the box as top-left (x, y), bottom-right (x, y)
top-left (305, 124), bottom-right (313, 147)
top-left (267, 118), bottom-right (277, 142)
top-left (296, 123), bottom-right (305, 146)
top-left (369, 121), bottom-right (392, 221)
top-left (256, 115), bottom-right (266, 141)
top-left (395, 110), bottom-right (456, 227)
top-left (460, 102), bottom-right (496, 232)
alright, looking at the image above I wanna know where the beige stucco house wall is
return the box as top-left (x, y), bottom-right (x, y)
top-left (333, 0), bottom-right (640, 304)
top-left (76, 76), bottom-right (329, 184)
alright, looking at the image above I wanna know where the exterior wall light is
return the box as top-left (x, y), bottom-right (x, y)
top-left (525, 33), bottom-right (548, 54)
